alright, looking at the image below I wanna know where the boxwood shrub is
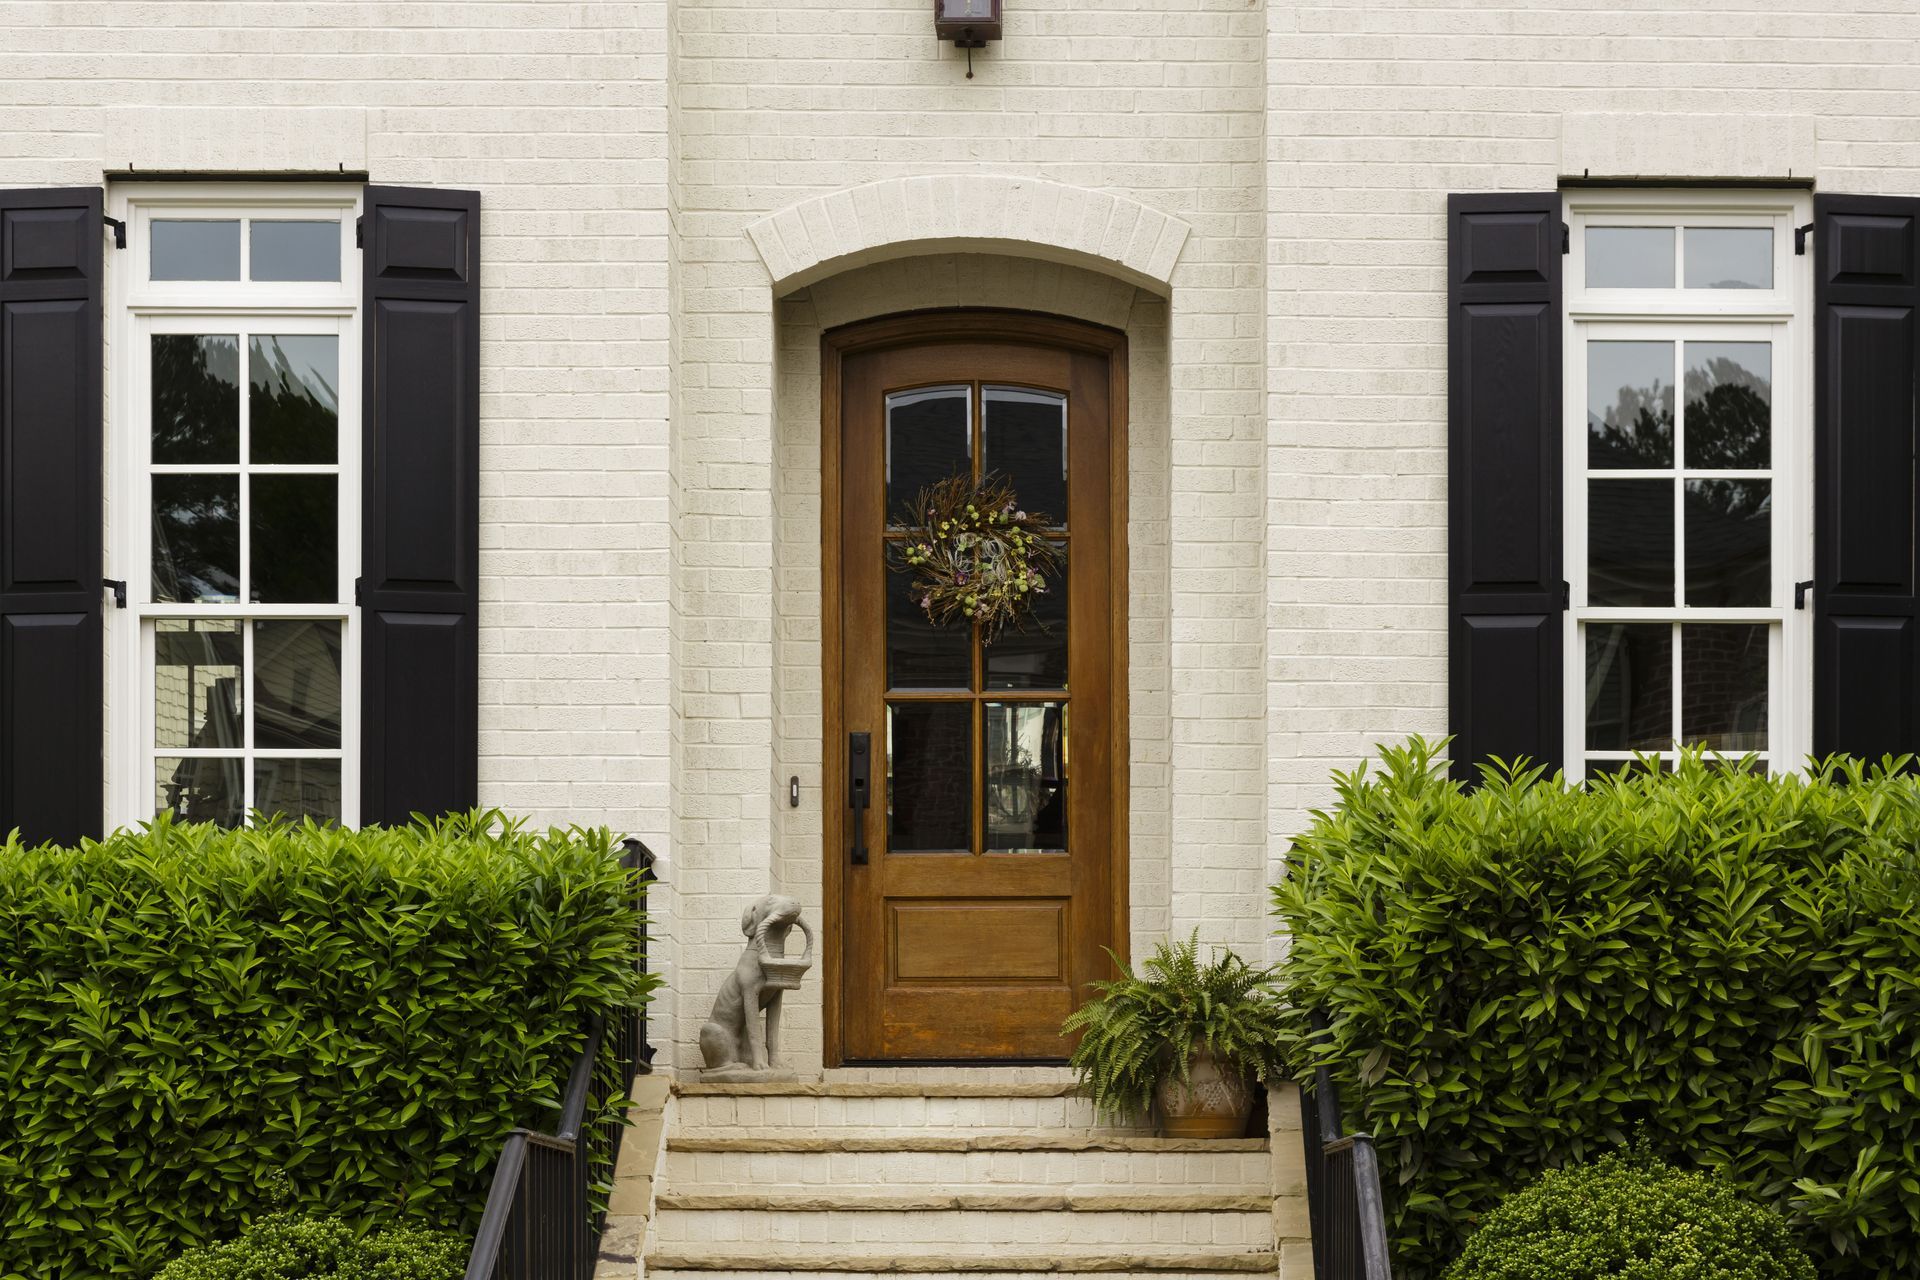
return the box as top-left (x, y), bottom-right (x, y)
top-left (0, 812), bottom-right (654, 1279)
top-left (154, 1212), bottom-right (468, 1280)
top-left (1442, 1149), bottom-right (1815, 1280)
top-left (1274, 739), bottom-right (1920, 1280)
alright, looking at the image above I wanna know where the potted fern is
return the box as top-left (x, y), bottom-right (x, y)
top-left (1062, 932), bottom-right (1286, 1137)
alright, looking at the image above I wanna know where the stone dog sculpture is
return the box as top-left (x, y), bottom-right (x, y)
top-left (699, 893), bottom-right (814, 1077)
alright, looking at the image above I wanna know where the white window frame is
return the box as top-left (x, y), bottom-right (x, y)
top-left (1562, 188), bottom-right (1814, 780)
top-left (106, 183), bottom-right (363, 831)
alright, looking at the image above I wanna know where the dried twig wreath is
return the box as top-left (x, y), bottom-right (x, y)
top-left (889, 472), bottom-right (1062, 643)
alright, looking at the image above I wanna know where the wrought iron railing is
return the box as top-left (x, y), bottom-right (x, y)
top-left (463, 838), bottom-right (656, 1280)
top-left (1301, 1051), bottom-right (1394, 1280)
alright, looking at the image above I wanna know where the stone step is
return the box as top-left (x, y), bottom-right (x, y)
top-left (663, 1142), bottom-right (1272, 1197)
top-left (645, 1250), bottom-right (1280, 1275)
top-left (670, 1089), bottom-right (1149, 1136)
top-left (652, 1204), bottom-right (1272, 1250)
top-left (667, 1133), bottom-right (1268, 1153)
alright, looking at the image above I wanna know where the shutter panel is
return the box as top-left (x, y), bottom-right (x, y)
top-left (360, 186), bottom-right (480, 824)
top-left (1, 187), bottom-right (103, 845)
top-left (1447, 192), bottom-right (1564, 781)
top-left (1814, 194), bottom-right (1920, 760)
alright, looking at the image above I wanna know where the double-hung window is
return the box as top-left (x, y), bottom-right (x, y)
top-left (107, 186), bottom-right (362, 828)
top-left (1563, 191), bottom-right (1812, 778)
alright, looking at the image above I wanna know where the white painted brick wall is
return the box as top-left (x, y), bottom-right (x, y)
top-left (0, 2), bottom-right (672, 847)
top-left (1263, 0), bottom-right (1920, 909)
top-left (672, 0), bottom-right (1268, 1070)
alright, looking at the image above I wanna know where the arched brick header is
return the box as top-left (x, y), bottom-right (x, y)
top-left (745, 175), bottom-right (1191, 294)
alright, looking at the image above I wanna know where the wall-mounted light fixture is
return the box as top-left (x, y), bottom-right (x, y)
top-left (934, 0), bottom-right (1001, 79)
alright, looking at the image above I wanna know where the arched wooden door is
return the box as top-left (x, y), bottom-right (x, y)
top-left (823, 311), bottom-right (1128, 1063)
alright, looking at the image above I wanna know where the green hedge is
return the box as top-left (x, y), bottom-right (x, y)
top-left (155, 1212), bottom-right (467, 1280)
top-left (0, 812), bottom-right (654, 1279)
top-left (1273, 740), bottom-right (1920, 1280)
top-left (1442, 1149), bottom-right (1815, 1280)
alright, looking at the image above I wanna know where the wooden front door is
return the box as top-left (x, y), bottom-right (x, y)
top-left (825, 311), bottom-right (1127, 1062)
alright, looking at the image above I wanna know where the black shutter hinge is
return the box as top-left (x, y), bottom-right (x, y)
top-left (1795, 579), bottom-right (1814, 610)
top-left (1794, 222), bottom-right (1814, 256)
top-left (353, 577), bottom-right (364, 605)
top-left (103, 216), bottom-right (126, 250)
top-left (102, 578), bottom-right (126, 609)
top-left (1561, 580), bottom-right (1571, 610)
top-left (1561, 222), bottom-right (1570, 255)
top-left (355, 216), bottom-right (363, 249)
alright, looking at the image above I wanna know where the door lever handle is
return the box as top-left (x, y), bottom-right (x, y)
top-left (848, 731), bottom-right (871, 866)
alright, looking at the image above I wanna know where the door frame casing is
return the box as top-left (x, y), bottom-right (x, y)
top-left (820, 308), bottom-right (1131, 1067)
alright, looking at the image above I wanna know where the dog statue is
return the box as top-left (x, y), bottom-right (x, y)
top-left (699, 893), bottom-right (814, 1077)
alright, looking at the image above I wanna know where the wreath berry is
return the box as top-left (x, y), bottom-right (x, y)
top-left (889, 472), bottom-right (1062, 644)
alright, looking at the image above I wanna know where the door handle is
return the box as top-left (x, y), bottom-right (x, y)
top-left (848, 731), bottom-right (872, 866)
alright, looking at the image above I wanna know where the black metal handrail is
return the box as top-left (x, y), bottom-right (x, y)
top-left (1301, 1039), bottom-right (1394, 1280)
top-left (464, 838), bottom-right (656, 1280)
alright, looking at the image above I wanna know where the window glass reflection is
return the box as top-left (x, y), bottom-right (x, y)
top-left (151, 220), bottom-right (240, 281)
top-left (887, 702), bottom-right (972, 852)
top-left (1586, 227), bottom-right (1674, 289)
top-left (1685, 228), bottom-right (1772, 290)
top-left (1588, 342), bottom-right (1675, 469)
top-left (1684, 342), bottom-right (1770, 470)
top-left (1586, 623), bottom-right (1672, 752)
top-left (985, 702), bottom-right (1067, 852)
top-left (152, 335), bottom-right (240, 464)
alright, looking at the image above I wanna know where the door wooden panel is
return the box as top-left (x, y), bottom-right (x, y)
top-left (824, 311), bottom-right (1127, 1062)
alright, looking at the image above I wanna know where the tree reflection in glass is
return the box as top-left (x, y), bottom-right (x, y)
top-left (151, 334), bottom-right (239, 464)
top-left (1684, 343), bottom-right (1770, 470)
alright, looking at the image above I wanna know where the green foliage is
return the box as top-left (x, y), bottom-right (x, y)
top-left (1442, 1150), bottom-right (1815, 1280)
top-left (1062, 931), bottom-right (1285, 1120)
top-left (153, 1212), bottom-right (467, 1280)
top-left (0, 811), bottom-right (655, 1279)
top-left (1273, 738), bottom-right (1920, 1280)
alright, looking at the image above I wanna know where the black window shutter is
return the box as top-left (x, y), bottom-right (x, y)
top-left (1, 187), bottom-right (104, 845)
top-left (1447, 192), bottom-right (1564, 781)
top-left (360, 186), bottom-right (480, 824)
top-left (1813, 194), bottom-right (1920, 760)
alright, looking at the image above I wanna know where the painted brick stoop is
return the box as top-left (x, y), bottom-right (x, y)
top-left (598, 1069), bottom-right (1311, 1280)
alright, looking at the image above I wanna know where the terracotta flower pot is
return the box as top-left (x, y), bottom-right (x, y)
top-left (1154, 1048), bottom-right (1255, 1138)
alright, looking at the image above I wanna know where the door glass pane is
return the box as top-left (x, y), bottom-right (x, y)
top-left (250, 221), bottom-right (341, 282)
top-left (982, 386), bottom-right (1067, 528)
top-left (1588, 341), bottom-right (1674, 469)
top-left (151, 334), bottom-right (240, 464)
top-left (151, 220), bottom-right (240, 281)
top-left (986, 543), bottom-right (1067, 690)
top-left (1682, 624), bottom-right (1769, 752)
top-left (1586, 227), bottom-right (1674, 289)
top-left (156, 755), bottom-right (244, 826)
top-left (887, 386), bottom-right (970, 526)
top-left (1685, 480), bottom-right (1771, 607)
top-left (250, 335), bottom-right (340, 463)
top-left (888, 565), bottom-right (970, 689)
top-left (254, 759), bottom-right (343, 824)
top-left (887, 702), bottom-right (972, 853)
top-left (153, 474), bottom-right (240, 603)
top-left (1588, 479), bottom-right (1673, 606)
top-left (1684, 342), bottom-right (1770, 469)
top-left (250, 475), bottom-right (338, 603)
top-left (154, 618), bottom-right (242, 750)
top-left (1585, 623), bottom-right (1672, 752)
top-left (254, 620), bottom-right (343, 750)
top-left (985, 702), bottom-right (1067, 852)
top-left (1685, 228), bottom-right (1772, 290)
